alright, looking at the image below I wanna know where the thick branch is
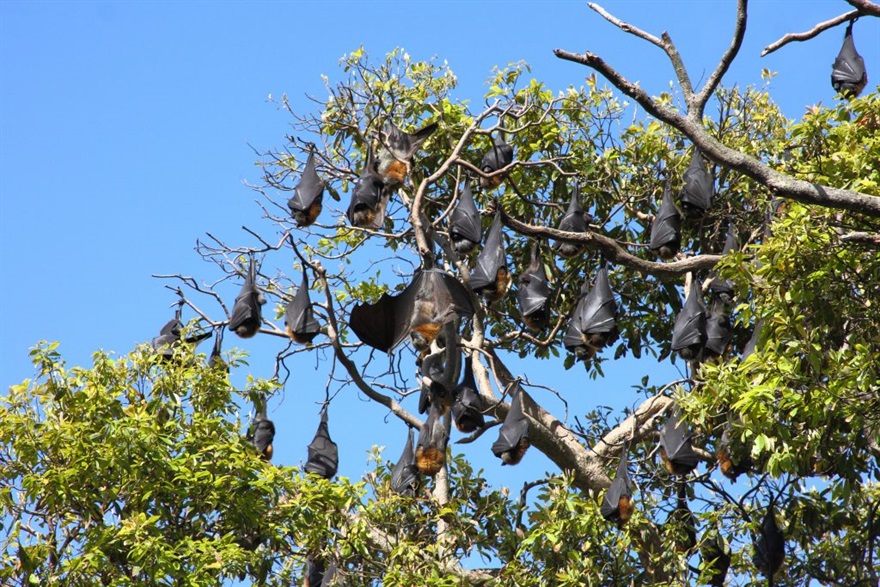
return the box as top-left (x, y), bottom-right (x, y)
top-left (845, 0), bottom-right (880, 17)
top-left (761, 9), bottom-right (862, 57)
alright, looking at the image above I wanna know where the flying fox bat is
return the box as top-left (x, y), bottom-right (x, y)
top-left (416, 402), bottom-right (448, 476)
top-left (717, 423), bottom-right (753, 481)
top-left (831, 20), bottom-right (868, 99)
top-left (451, 356), bottom-right (485, 433)
top-left (600, 442), bottom-right (634, 527)
top-left (418, 320), bottom-right (460, 414)
top-left (649, 181), bottom-right (682, 260)
top-left (470, 211), bottom-right (511, 303)
top-left (564, 266), bottom-right (618, 361)
top-left (553, 183), bottom-right (592, 258)
top-left (671, 277), bottom-right (707, 361)
top-left (304, 408), bottom-right (338, 479)
top-left (700, 529), bottom-right (731, 587)
top-left (679, 148), bottom-right (713, 219)
top-left (449, 182), bottom-right (482, 254)
top-left (703, 298), bottom-right (732, 359)
top-left (376, 120), bottom-right (438, 190)
top-left (517, 242), bottom-right (550, 332)
top-left (708, 223), bottom-right (739, 304)
top-left (347, 148), bottom-right (389, 229)
top-left (659, 407), bottom-right (699, 476)
top-left (287, 147), bottom-right (325, 228)
top-left (229, 259), bottom-right (266, 339)
top-left (479, 132), bottom-right (514, 190)
top-left (151, 303), bottom-right (212, 359)
top-left (668, 484), bottom-right (697, 553)
top-left (207, 327), bottom-right (227, 373)
top-left (391, 428), bottom-right (420, 497)
top-left (491, 386), bottom-right (530, 465)
top-left (349, 268), bottom-right (473, 353)
top-left (247, 402), bottom-right (275, 461)
top-left (286, 270), bottom-right (321, 344)
top-left (752, 501), bottom-right (785, 580)
top-left (304, 558), bottom-right (324, 587)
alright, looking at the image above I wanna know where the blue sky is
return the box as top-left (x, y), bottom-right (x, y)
top-left (1, 1), bottom-right (878, 504)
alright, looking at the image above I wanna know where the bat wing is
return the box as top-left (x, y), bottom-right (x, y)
top-left (346, 174), bottom-right (387, 228)
top-left (286, 275), bottom-right (321, 341)
top-left (152, 317), bottom-right (182, 352)
top-left (600, 443), bottom-right (632, 519)
top-left (557, 184), bottom-right (589, 233)
top-left (705, 309), bottom-right (732, 355)
top-left (753, 503), bottom-right (785, 576)
top-left (229, 264), bottom-right (265, 335)
top-left (671, 280), bottom-right (707, 350)
top-left (288, 148), bottom-right (325, 212)
top-left (491, 388), bottom-right (529, 457)
top-left (391, 428), bottom-right (420, 496)
top-left (481, 135), bottom-right (513, 172)
top-left (349, 275), bottom-right (420, 352)
top-left (579, 267), bottom-right (617, 334)
top-left (420, 269), bottom-right (474, 323)
top-left (831, 25), bottom-right (867, 91)
top-left (304, 410), bottom-right (338, 479)
top-left (470, 212), bottom-right (506, 291)
top-left (680, 149), bottom-right (713, 214)
top-left (452, 357), bottom-right (485, 432)
top-left (660, 409), bottom-right (699, 468)
top-left (251, 418), bottom-right (275, 453)
top-left (563, 283), bottom-right (589, 352)
top-left (449, 183), bottom-right (482, 244)
top-left (649, 186), bottom-right (682, 250)
top-left (517, 245), bottom-right (550, 316)
top-left (417, 404), bottom-right (449, 451)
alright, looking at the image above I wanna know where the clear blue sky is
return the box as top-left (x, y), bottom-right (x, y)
top-left (1, 1), bottom-right (878, 494)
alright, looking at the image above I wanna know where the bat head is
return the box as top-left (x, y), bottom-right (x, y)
top-left (831, 21), bottom-right (868, 98)
top-left (491, 388), bottom-right (530, 465)
top-left (479, 133), bottom-right (514, 188)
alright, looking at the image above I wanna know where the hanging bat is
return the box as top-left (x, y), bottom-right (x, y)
top-left (151, 303), bottom-right (212, 359)
top-left (671, 277), bottom-right (707, 361)
top-left (479, 132), bottom-right (514, 190)
top-left (649, 180), bottom-right (682, 260)
top-left (600, 441), bottom-right (634, 527)
top-left (564, 266), bottom-right (618, 361)
top-left (679, 148), bottom-right (713, 219)
top-left (491, 385), bottom-right (530, 465)
top-left (376, 120), bottom-right (438, 190)
top-left (449, 182), bottom-right (482, 254)
top-left (752, 501), bottom-right (785, 580)
top-left (708, 222), bottom-right (739, 304)
top-left (287, 147), bottom-right (325, 228)
top-left (286, 270), bottom-right (321, 344)
top-left (470, 211), bottom-right (511, 304)
top-left (667, 484), bottom-right (697, 553)
top-left (553, 183), bottom-right (592, 258)
top-left (349, 268), bottom-right (473, 353)
top-left (247, 402), bottom-right (275, 461)
top-left (391, 428), bottom-right (420, 497)
top-left (517, 242), bottom-right (550, 332)
top-left (228, 259), bottom-right (267, 339)
top-left (451, 356), bottom-right (485, 433)
top-left (303, 558), bottom-right (324, 587)
top-left (699, 528), bottom-right (731, 587)
top-left (304, 408), bottom-right (338, 479)
top-left (716, 423), bottom-right (752, 481)
top-left (346, 147), bottom-right (389, 229)
top-left (659, 406), bottom-right (699, 476)
top-left (207, 327), bottom-right (227, 373)
top-left (418, 320), bottom-right (460, 414)
top-left (703, 298), bottom-right (732, 359)
top-left (831, 20), bottom-right (868, 99)
top-left (416, 402), bottom-right (448, 476)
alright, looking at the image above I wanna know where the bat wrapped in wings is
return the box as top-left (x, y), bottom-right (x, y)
top-left (831, 20), bottom-right (868, 99)
top-left (287, 147), bottom-right (325, 228)
top-left (416, 402), bottom-right (449, 476)
top-left (418, 320), bottom-right (460, 414)
top-left (286, 269), bottom-right (321, 344)
top-left (659, 406), bottom-right (699, 476)
top-left (207, 326), bottom-right (227, 373)
top-left (349, 268), bottom-right (474, 354)
top-left (671, 277), bottom-right (707, 361)
top-left (564, 266), bottom-right (618, 361)
top-left (752, 501), bottom-right (785, 580)
top-left (649, 180), bottom-right (682, 260)
top-left (479, 132), bottom-right (514, 190)
top-left (553, 183), bottom-right (592, 258)
top-left (679, 148), bottom-right (713, 219)
top-left (708, 223), bottom-right (739, 304)
top-left (703, 298), bottom-right (732, 359)
top-left (470, 211), bottom-right (511, 304)
top-left (391, 428), bottom-right (420, 497)
top-left (376, 120), bottom-right (438, 190)
top-left (716, 421), bottom-right (752, 481)
top-left (600, 441), bottom-right (634, 527)
top-left (228, 259), bottom-right (266, 339)
top-left (151, 302), bottom-right (212, 360)
top-left (517, 242), bottom-right (550, 333)
top-left (347, 147), bottom-right (389, 230)
top-left (304, 408), bottom-right (338, 479)
top-left (247, 401), bottom-right (275, 461)
top-left (451, 356), bottom-right (485, 433)
top-left (449, 182), bottom-right (482, 254)
top-left (491, 385), bottom-right (530, 465)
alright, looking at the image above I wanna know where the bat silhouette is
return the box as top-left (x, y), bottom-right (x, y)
top-left (207, 327), bottom-right (227, 373)
top-left (229, 259), bottom-right (266, 339)
top-left (470, 211), bottom-right (511, 303)
top-left (479, 132), bottom-right (514, 190)
top-left (491, 385), bottom-right (530, 465)
top-left (349, 267), bottom-right (473, 354)
top-left (659, 407), bottom-right (699, 476)
top-left (564, 266), bottom-right (618, 361)
top-left (347, 147), bottom-right (389, 229)
top-left (391, 428), bottom-right (420, 497)
top-left (679, 148), bottom-right (713, 219)
top-left (708, 223), bottom-right (739, 304)
top-left (600, 442), bottom-right (634, 527)
top-left (418, 320), bottom-right (460, 414)
top-left (831, 20), bottom-right (868, 99)
top-left (517, 242), bottom-right (550, 333)
top-left (304, 408), bottom-right (338, 479)
top-left (247, 401), bottom-right (275, 461)
top-left (304, 558), bottom-right (324, 587)
top-left (376, 120), bottom-right (438, 190)
top-left (151, 302), bottom-right (212, 359)
top-left (416, 402), bottom-right (448, 476)
top-left (286, 270), bottom-right (321, 344)
top-left (667, 484), bottom-right (697, 553)
top-left (287, 147), bottom-right (325, 228)
top-left (451, 356), bottom-right (485, 433)
top-left (752, 501), bottom-right (785, 580)
top-left (703, 298), bottom-right (732, 359)
top-left (671, 277), bottom-right (707, 361)
top-left (743, 319), bottom-right (763, 359)
top-left (649, 180), bottom-right (682, 260)
top-left (449, 182), bottom-right (482, 254)
top-left (700, 528), bottom-right (731, 587)
top-left (553, 183), bottom-right (592, 258)
top-left (716, 423), bottom-right (752, 481)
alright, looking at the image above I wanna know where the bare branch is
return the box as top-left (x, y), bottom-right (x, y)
top-left (695, 0), bottom-right (748, 117)
top-left (845, 0), bottom-right (880, 17)
top-left (761, 9), bottom-right (862, 57)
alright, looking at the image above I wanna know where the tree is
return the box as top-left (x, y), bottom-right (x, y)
top-left (3, 1), bottom-right (879, 585)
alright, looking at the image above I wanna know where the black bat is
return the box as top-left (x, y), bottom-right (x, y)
top-left (451, 356), bottom-right (485, 433)
top-left (600, 442), bottom-right (634, 527)
top-left (699, 529), bottom-right (731, 587)
top-left (708, 223), bottom-right (739, 304)
top-left (679, 148), bottom-right (713, 219)
top-left (286, 270), bottom-right (321, 344)
top-left (752, 501), bottom-right (785, 581)
top-left (659, 406), bottom-right (699, 476)
top-left (376, 120), bottom-right (438, 190)
top-left (479, 132), bottom-right (514, 190)
top-left (247, 402), bottom-right (275, 461)
top-left (418, 320), bottom-right (460, 414)
top-left (303, 558), bottom-right (324, 587)
top-left (391, 428), bottom-right (420, 497)
top-left (564, 266), bottom-right (618, 361)
top-left (228, 259), bottom-right (266, 339)
top-left (553, 183), bottom-right (592, 258)
top-left (416, 402), bottom-right (448, 476)
top-left (347, 147), bottom-right (389, 229)
top-left (703, 298), bottom-right (732, 359)
top-left (671, 277), bottom-right (707, 361)
top-left (349, 268), bottom-right (473, 354)
top-left (207, 327), bottom-right (227, 373)
top-left (491, 385), bottom-right (530, 465)
top-left (716, 422), bottom-right (752, 481)
top-left (831, 20), bottom-right (868, 99)
top-left (304, 408), bottom-right (338, 479)
top-left (151, 302), bottom-right (212, 359)
top-left (449, 182), bottom-right (482, 254)
top-left (649, 180), bottom-right (682, 260)
top-left (517, 242), bottom-right (550, 333)
top-left (667, 484), bottom-right (697, 553)
top-left (742, 319), bottom-right (762, 359)
top-left (469, 211), bottom-right (511, 304)
top-left (287, 147), bottom-right (325, 228)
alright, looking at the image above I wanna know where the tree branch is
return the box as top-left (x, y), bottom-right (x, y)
top-left (761, 9), bottom-right (863, 57)
top-left (695, 0), bottom-right (748, 117)
top-left (845, 0), bottom-right (880, 17)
